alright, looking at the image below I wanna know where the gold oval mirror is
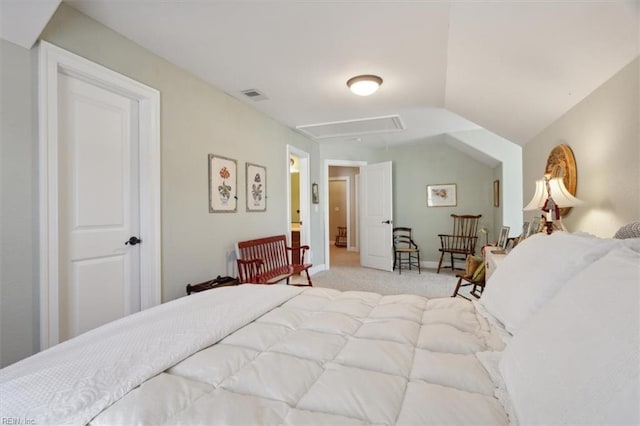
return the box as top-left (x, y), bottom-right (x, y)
top-left (544, 144), bottom-right (577, 216)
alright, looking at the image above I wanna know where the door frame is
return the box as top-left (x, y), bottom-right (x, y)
top-left (286, 146), bottom-right (310, 255)
top-left (324, 159), bottom-right (366, 270)
top-left (38, 41), bottom-right (161, 349)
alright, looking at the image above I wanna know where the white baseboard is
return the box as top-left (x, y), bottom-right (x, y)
top-left (421, 260), bottom-right (466, 269)
top-left (309, 264), bottom-right (326, 275)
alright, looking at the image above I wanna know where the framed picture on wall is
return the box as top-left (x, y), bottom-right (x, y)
top-left (208, 154), bottom-right (237, 213)
top-left (246, 162), bottom-right (266, 212)
top-left (312, 183), bottom-right (319, 204)
top-left (493, 180), bottom-right (500, 207)
top-left (427, 183), bottom-right (457, 207)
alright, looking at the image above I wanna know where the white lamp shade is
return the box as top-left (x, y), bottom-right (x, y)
top-left (523, 177), bottom-right (583, 211)
top-left (523, 179), bottom-right (547, 211)
top-left (546, 177), bottom-right (583, 207)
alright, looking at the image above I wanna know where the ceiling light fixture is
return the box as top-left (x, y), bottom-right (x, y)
top-left (347, 75), bottom-right (383, 96)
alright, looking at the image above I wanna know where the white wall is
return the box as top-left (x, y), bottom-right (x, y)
top-left (524, 58), bottom-right (639, 237)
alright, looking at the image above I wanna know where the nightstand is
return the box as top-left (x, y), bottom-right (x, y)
top-left (485, 248), bottom-right (507, 281)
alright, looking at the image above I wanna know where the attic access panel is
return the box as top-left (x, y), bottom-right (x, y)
top-left (296, 115), bottom-right (405, 139)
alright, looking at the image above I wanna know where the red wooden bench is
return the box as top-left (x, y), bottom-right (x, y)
top-left (236, 235), bottom-right (313, 286)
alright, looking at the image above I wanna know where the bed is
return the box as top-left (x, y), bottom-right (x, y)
top-left (1, 229), bottom-right (639, 425)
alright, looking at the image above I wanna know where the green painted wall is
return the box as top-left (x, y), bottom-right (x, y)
top-left (0, 39), bottom-right (39, 368)
top-left (381, 137), bottom-right (496, 263)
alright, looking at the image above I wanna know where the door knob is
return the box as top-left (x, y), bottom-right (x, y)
top-left (382, 220), bottom-right (391, 224)
top-left (125, 236), bottom-right (142, 246)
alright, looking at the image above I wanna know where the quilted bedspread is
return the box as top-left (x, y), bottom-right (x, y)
top-left (0, 285), bottom-right (304, 425)
top-left (89, 287), bottom-right (508, 425)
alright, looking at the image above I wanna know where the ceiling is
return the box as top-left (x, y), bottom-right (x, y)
top-left (6, 1), bottom-right (640, 153)
top-left (0, 0), bottom-right (60, 48)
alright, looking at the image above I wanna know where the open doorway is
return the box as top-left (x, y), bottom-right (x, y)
top-left (287, 146), bottom-right (310, 265)
top-left (329, 176), bottom-right (356, 268)
top-left (325, 160), bottom-right (365, 269)
top-left (329, 178), bottom-right (348, 248)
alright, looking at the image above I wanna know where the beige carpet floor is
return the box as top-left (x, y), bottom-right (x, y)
top-left (301, 246), bottom-right (477, 300)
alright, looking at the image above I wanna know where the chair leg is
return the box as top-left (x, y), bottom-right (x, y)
top-left (452, 277), bottom-right (463, 297)
top-left (437, 251), bottom-right (445, 273)
top-left (304, 269), bottom-right (313, 287)
top-left (450, 253), bottom-right (455, 271)
top-left (417, 251), bottom-right (421, 274)
top-left (470, 281), bottom-right (484, 298)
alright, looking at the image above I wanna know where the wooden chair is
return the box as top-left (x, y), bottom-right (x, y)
top-left (451, 274), bottom-right (485, 300)
top-left (393, 227), bottom-right (421, 274)
top-left (335, 226), bottom-right (347, 247)
top-left (437, 214), bottom-right (482, 273)
top-left (451, 255), bottom-right (486, 300)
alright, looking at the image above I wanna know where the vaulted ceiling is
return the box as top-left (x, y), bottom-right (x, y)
top-left (3, 1), bottom-right (639, 151)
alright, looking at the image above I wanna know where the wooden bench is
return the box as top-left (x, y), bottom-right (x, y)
top-left (236, 235), bottom-right (313, 286)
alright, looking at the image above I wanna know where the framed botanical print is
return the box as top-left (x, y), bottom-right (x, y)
top-left (427, 183), bottom-right (457, 207)
top-left (246, 162), bottom-right (266, 212)
top-left (209, 154), bottom-right (237, 213)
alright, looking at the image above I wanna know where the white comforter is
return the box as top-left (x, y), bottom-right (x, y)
top-left (1, 285), bottom-right (509, 425)
top-left (0, 285), bottom-right (303, 425)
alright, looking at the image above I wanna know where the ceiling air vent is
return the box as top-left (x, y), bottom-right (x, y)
top-left (296, 115), bottom-right (405, 139)
top-left (240, 89), bottom-right (268, 101)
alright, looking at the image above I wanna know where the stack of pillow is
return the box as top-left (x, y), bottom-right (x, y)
top-left (476, 228), bottom-right (640, 425)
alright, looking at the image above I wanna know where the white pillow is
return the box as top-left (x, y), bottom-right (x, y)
top-left (499, 247), bottom-right (639, 425)
top-left (480, 232), bottom-right (626, 334)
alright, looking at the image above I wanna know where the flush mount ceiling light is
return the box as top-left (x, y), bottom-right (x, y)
top-left (347, 75), bottom-right (383, 96)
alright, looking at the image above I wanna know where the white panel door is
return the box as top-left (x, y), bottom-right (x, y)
top-left (360, 161), bottom-right (393, 271)
top-left (58, 73), bottom-right (140, 341)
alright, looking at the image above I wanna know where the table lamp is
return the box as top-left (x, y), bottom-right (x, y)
top-left (523, 175), bottom-right (583, 233)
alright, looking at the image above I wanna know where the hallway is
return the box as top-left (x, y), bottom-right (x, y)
top-left (329, 245), bottom-right (359, 268)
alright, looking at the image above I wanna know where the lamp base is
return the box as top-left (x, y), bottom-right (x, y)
top-left (544, 218), bottom-right (567, 234)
